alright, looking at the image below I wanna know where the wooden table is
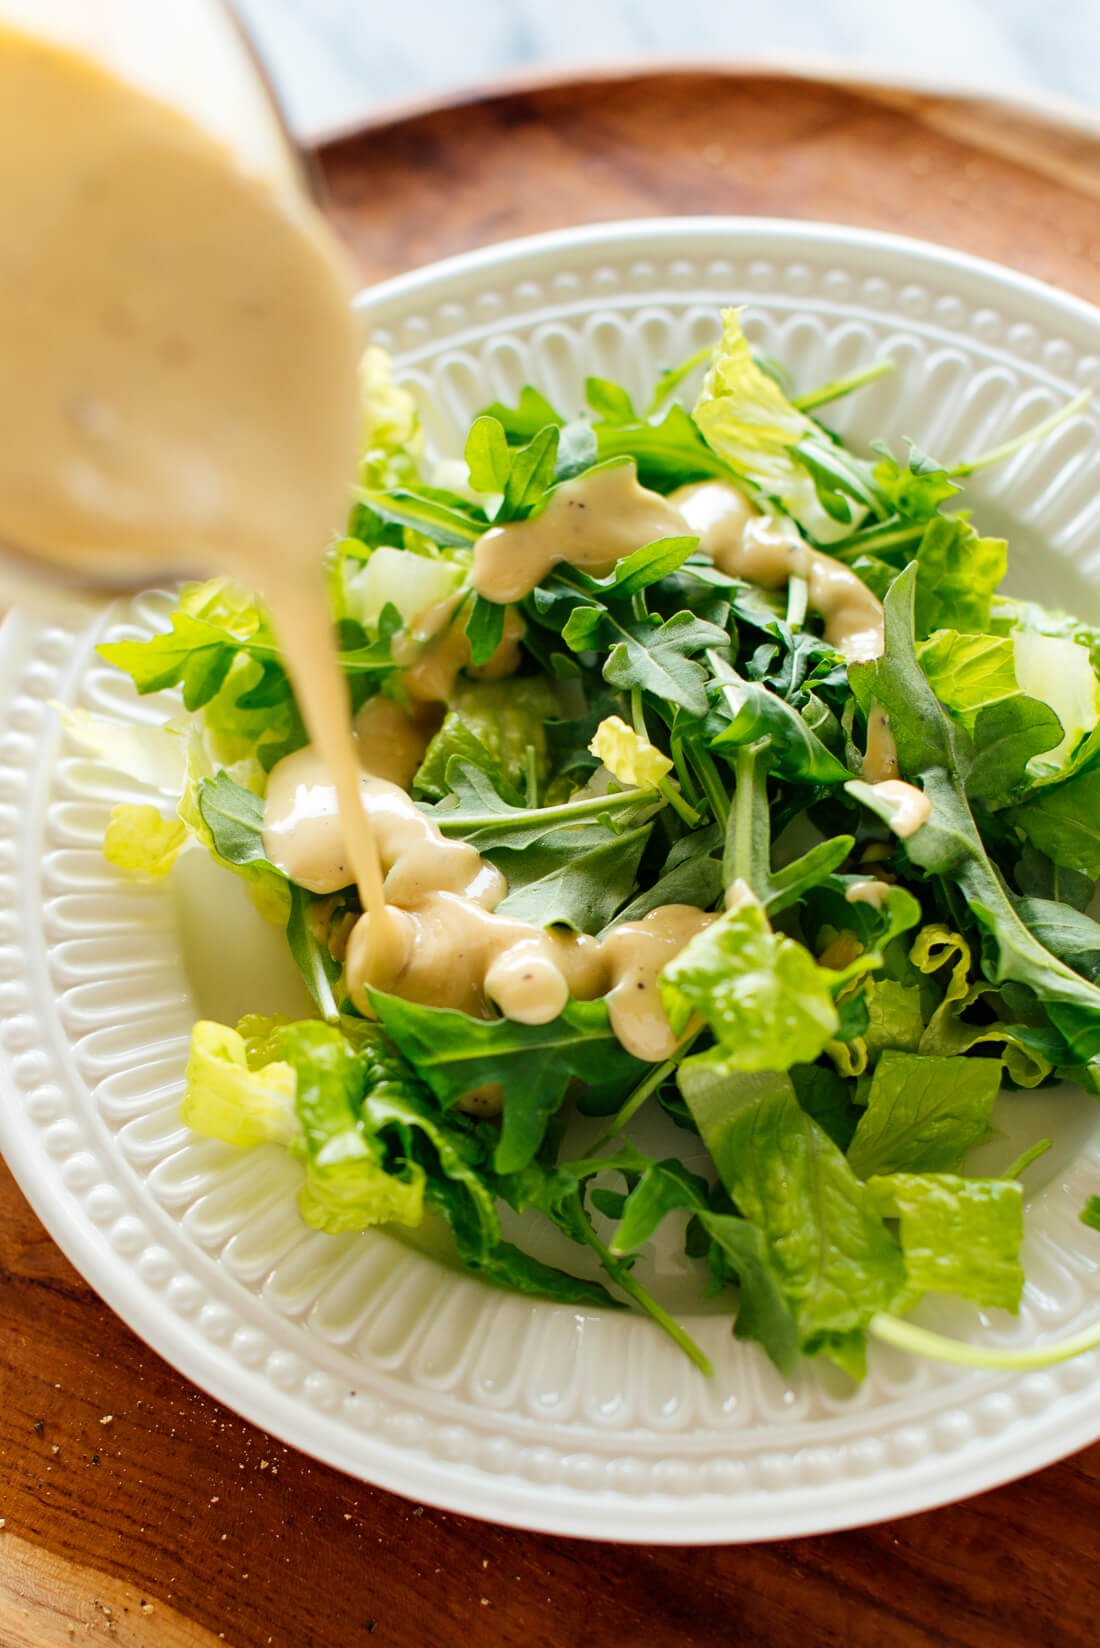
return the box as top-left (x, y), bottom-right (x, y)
top-left (4, 69), bottom-right (1100, 1648)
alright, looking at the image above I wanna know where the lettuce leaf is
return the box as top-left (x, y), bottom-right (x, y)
top-left (681, 1065), bottom-right (905, 1374)
top-left (916, 629), bottom-right (1018, 719)
top-left (847, 1050), bottom-right (1002, 1178)
top-left (590, 714), bottom-right (673, 790)
top-left (913, 517), bottom-right (1007, 637)
top-left (692, 308), bottom-right (875, 542)
top-left (357, 344), bottom-right (423, 489)
top-left (850, 565), bottom-right (1100, 1062)
top-left (103, 803), bottom-right (188, 879)
top-left (181, 1020), bottom-right (298, 1149)
top-left (866, 1173), bottom-right (1024, 1311)
top-left (62, 707), bottom-right (189, 794)
top-left (1013, 632), bottom-right (1100, 776)
top-left (414, 678), bottom-right (558, 804)
top-left (274, 1022), bottom-right (425, 1233)
top-left (660, 896), bottom-right (842, 1072)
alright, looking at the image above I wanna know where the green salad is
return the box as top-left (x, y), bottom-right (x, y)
top-left (90, 312), bottom-right (1100, 1382)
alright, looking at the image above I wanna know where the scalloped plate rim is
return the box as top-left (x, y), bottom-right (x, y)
top-left (2, 215), bottom-right (1100, 1542)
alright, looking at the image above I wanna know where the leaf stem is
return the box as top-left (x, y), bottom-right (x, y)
top-left (689, 746), bottom-right (730, 830)
top-left (656, 776), bottom-right (702, 829)
top-left (670, 732), bottom-right (701, 807)
top-left (433, 786), bottom-right (653, 837)
top-left (948, 389), bottom-right (1091, 478)
top-left (870, 1310), bottom-right (1100, 1372)
top-left (728, 740), bottom-right (771, 893)
top-left (786, 573), bottom-right (809, 630)
top-left (593, 1027), bottom-right (705, 1150)
top-left (825, 521), bottom-right (926, 561)
top-left (524, 744), bottom-right (539, 808)
top-left (1000, 1138), bottom-right (1053, 1180)
top-left (792, 359), bottom-right (895, 414)
top-left (575, 1212), bottom-right (713, 1374)
top-left (645, 344), bottom-right (716, 416)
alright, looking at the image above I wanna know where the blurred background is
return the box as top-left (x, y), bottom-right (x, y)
top-left (234, 0), bottom-right (1100, 143)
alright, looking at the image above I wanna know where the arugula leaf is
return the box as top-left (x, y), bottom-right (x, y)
top-left (197, 770), bottom-right (268, 866)
top-left (866, 1173), bottom-right (1024, 1311)
top-left (698, 1212), bottom-right (801, 1376)
top-left (850, 565), bottom-right (1100, 1062)
top-left (1081, 1196), bottom-right (1100, 1232)
top-left (286, 886), bottom-right (341, 1020)
top-left (464, 596), bottom-right (506, 667)
top-left (1011, 765), bottom-right (1100, 879)
top-left (464, 414), bottom-right (512, 494)
top-left (425, 760), bottom-right (653, 849)
top-left (368, 992), bottom-right (646, 1173)
top-left (595, 403), bottom-right (731, 490)
top-left (709, 656), bottom-right (851, 784)
top-left (479, 386), bottom-right (564, 442)
top-left (100, 613), bottom-right (252, 710)
top-left (562, 605), bottom-right (728, 718)
top-left (493, 821), bottom-right (652, 932)
top-left (1013, 898), bottom-right (1100, 985)
top-left (586, 376), bottom-right (637, 424)
top-left (1014, 839), bottom-right (1095, 913)
top-left (966, 696), bottom-right (1064, 806)
top-left (790, 1063), bottom-right (860, 1152)
top-left (847, 1050), bottom-right (1002, 1178)
top-left (765, 838), bottom-right (857, 914)
top-left (608, 1157), bottom-right (709, 1253)
top-left (495, 425), bottom-right (560, 523)
top-left (612, 828), bottom-right (724, 923)
top-left (587, 536), bottom-right (701, 597)
top-left (354, 487), bottom-right (483, 547)
top-left (790, 437), bottom-right (882, 525)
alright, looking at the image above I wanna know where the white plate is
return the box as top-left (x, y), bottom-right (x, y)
top-left (3, 218), bottom-right (1100, 1543)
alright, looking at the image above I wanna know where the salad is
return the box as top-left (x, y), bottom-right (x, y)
top-left (88, 310), bottom-right (1100, 1383)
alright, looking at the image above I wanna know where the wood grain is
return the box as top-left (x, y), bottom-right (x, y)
top-left (5, 68), bottom-right (1100, 1648)
top-left (319, 69), bottom-right (1100, 299)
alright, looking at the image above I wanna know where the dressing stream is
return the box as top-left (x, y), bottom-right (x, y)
top-left (0, 22), bottom-right (900, 1096)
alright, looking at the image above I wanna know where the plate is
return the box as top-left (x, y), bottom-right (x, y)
top-left (3, 218), bottom-right (1100, 1542)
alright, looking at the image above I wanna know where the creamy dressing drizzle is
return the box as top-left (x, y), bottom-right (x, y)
top-left (396, 593), bottom-right (525, 705)
top-left (472, 469), bottom-right (885, 661)
top-left (845, 878), bottom-right (892, 910)
top-left (863, 703), bottom-right (900, 783)
top-left (263, 745), bottom-right (713, 1069)
top-left (4, 30), bottom-right (902, 1085)
top-left (670, 482), bottom-right (886, 661)
top-left (0, 24), bottom-right (388, 931)
top-left (472, 462), bottom-right (689, 602)
top-left (867, 779), bottom-right (932, 839)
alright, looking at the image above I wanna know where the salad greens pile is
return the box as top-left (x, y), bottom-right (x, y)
top-left (92, 319), bottom-right (1100, 1381)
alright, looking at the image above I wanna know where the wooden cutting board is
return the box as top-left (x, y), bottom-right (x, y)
top-left (3, 68), bottom-right (1100, 1648)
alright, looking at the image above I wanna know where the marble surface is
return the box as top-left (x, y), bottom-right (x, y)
top-left (233, 0), bottom-right (1100, 143)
